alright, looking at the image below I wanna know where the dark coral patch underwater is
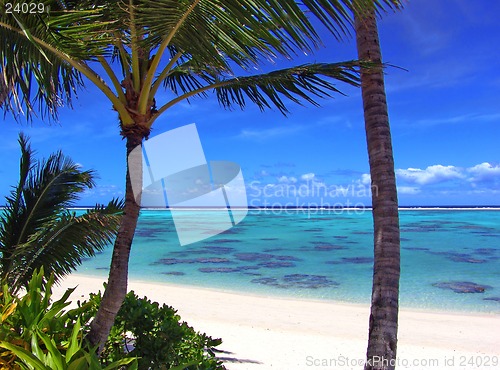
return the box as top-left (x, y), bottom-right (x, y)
top-left (433, 281), bottom-right (492, 293)
top-left (251, 274), bottom-right (339, 289)
top-left (313, 244), bottom-right (346, 251)
top-left (203, 246), bottom-right (236, 254)
top-left (483, 297), bottom-right (500, 303)
top-left (199, 266), bottom-right (260, 273)
top-left (326, 257), bottom-right (373, 265)
top-left (257, 261), bottom-right (296, 268)
top-left (303, 228), bottom-right (324, 232)
top-left (151, 257), bottom-right (232, 265)
top-left (208, 238), bottom-right (242, 243)
top-left (473, 248), bottom-right (498, 256)
top-left (134, 228), bottom-right (169, 238)
top-left (234, 252), bottom-right (301, 262)
top-left (428, 251), bottom-right (489, 264)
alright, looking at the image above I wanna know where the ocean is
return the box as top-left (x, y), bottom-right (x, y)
top-left (76, 208), bottom-right (500, 313)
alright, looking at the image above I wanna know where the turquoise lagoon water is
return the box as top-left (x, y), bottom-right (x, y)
top-left (76, 209), bottom-right (500, 313)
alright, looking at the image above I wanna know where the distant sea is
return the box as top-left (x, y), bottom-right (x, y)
top-left (76, 208), bottom-right (500, 313)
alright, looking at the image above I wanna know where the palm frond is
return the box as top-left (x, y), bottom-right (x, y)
top-left (0, 0), bottom-right (116, 119)
top-left (0, 133), bottom-right (33, 274)
top-left (2, 0), bottom-right (402, 121)
top-left (134, 0), bottom-right (325, 74)
top-left (0, 66), bottom-right (11, 105)
top-left (9, 199), bottom-right (124, 291)
top-left (156, 61), bottom-right (363, 119)
top-left (214, 62), bottom-right (364, 114)
top-left (135, 0), bottom-right (403, 66)
top-left (299, 0), bottom-right (403, 39)
top-left (0, 134), bottom-right (117, 291)
top-left (17, 146), bottom-right (95, 247)
top-left (138, 0), bottom-right (401, 120)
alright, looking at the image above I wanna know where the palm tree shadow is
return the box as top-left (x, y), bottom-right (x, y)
top-left (214, 349), bottom-right (263, 365)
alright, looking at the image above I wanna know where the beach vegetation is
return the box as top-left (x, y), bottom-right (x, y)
top-left (0, 134), bottom-right (123, 294)
top-left (80, 289), bottom-right (224, 370)
top-left (0, 268), bottom-right (223, 369)
top-left (0, 268), bottom-right (137, 369)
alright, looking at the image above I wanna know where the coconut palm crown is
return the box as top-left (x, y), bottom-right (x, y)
top-left (0, 0), bottom-right (401, 121)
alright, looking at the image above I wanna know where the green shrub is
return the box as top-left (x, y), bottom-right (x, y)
top-left (82, 290), bottom-right (225, 370)
top-left (0, 268), bottom-right (137, 369)
top-left (1, 268), bottom-right (225, 369)
top-left (1, 318), bottom-right (137, 370)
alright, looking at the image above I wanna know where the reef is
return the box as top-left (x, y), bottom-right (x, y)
top-left (432, 281), bottom-right (491, 293)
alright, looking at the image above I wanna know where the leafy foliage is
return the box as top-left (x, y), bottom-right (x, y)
top-left (1, 320), bottom-right (138, 370)
top-left (212, 62), bottom-right (365, 114)
top-left (0, 134), bottom-right (123, 293)
top-left (1, 0), bottom-right (402, 123)
top-left (81, 289), bottom-right (225, 370)
top-left (0, 0), bottom-right (116, 118)
top-left (1, 269), bottom-right (220, 369)
top-left (0, 268), bottom-right (136, 369)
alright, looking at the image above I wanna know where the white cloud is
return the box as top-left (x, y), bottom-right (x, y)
top-left (360, 173), bottom-right (371, 185)
top-left (84, 184), bottom-right (123, 198)
top-left (356, 162), bottom-right (499, 197)
top-left (467, 162), bottom-right (500, 183)
top-left (409, 113), bottom-right (500, 127)
top-left (238, 125), bottom-right (303, 141)
top-left (301, 173), bottom-right (315, 181)
top-left (397, 186), bottom-right (421, 195)
top-left (396, 165), bottom-right (465, 185)
top-left (278, 176), bottom-right (297, 183)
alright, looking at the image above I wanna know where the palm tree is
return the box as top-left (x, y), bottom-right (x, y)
top-left (0, 134), bottom-right (123, 294)
top-left (1, 0), bottom-right (401, 347)
top-left (355, 6), bottom-right (401, 370)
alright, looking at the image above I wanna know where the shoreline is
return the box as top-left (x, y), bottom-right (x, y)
top-left (72, 271), bottom-right (500, 316)
top-left (60, 273), bottom-right (500, 319)
top-left (53, 273), bottom-right (500, 370)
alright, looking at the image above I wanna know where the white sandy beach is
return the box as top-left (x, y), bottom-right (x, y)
top-left (53, 274), bottom-right (500, 370)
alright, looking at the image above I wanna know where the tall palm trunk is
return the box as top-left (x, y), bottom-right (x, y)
top-left (355, 8), bottom-right (401, 370)
top-left (87, 127), bottom-right (145, 348)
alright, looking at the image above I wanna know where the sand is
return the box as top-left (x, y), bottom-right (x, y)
top-left (52, 274), bottom-right (500, 370)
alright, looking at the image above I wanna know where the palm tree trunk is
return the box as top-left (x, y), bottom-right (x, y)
top-left (355, 8), bottom-right (401, 370)
top-left (87, 130), bottom-right (143, 349)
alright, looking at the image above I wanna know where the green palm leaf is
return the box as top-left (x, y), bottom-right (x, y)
top-left (162, 61), bottom-right (363, 116)
top-left (1, 0), bottom-right (402, 121)
top-left (1, 133), bottom-right (95, 249)
top-left (0, 0), bottom-right (115, 119)
top-left (10, 200), bottom-right (124, 291)
top-left (0, 134), bottom-right (123, 292)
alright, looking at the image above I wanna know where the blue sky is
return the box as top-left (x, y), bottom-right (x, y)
top-left (1, 0), bottom-right (499, 207)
